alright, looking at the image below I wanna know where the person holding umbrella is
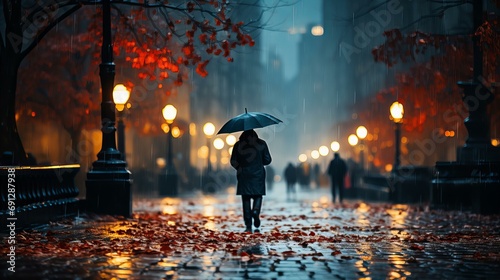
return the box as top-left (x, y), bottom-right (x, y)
top-left (218, 108), bottom-right (282, 233)
top-left (230, 129), bottom-right (272, 233)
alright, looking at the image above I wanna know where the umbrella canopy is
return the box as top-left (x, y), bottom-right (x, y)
top-left (217, 108), bottom-right (283, 134)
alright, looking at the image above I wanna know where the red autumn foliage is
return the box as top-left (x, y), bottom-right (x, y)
top-left (365, 6), bottom-right (500, 167)
top-left (14, 1), bottom-right (258, 151)
top-left (98, 2), bottom-right (256, 84)
top-left (1, 0), bottom-right (263, 164)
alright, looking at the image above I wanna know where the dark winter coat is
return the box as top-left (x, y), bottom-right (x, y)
top-left (284, 163), bottom-right (297, 185)
top-left (327, 156), bottom-right (348, 181)
top-left (230, 137), bottom-right (272, 195)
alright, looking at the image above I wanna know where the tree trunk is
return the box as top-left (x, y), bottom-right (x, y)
top-left (0, 51), bottom-right (27, 165)
top-left (0, 0), bottom-right (28, 165)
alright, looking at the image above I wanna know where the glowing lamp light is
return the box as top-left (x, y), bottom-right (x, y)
top-left (162, 104), bottom-right (177, 124)
top-left (330, 141), bottom-right (340, 152)
top-left (311, 25), bottom-right (324, 36)
top-left (298, 154), bottom-right (307, 163)
top-left (319, 145), bottom-right (329, 156)
top-left (203, 122), bottom-right (215, 138)
top-left (113, 84), bottom-right (130, 111)
top-left (311, 150), bottom-right (320, 159)
top-left (198, 146), bottom-right (209, 159)
top-left (492, 139), bottom-right (499, 147)
top-left (213, 138), bottom-right (225, 150)
top-left (161, 123), bottom-right (170, 134)
top-left (189, 123), bottom-right (197, 136)
top-left (390, 102), bottom-right (404, 123)
top-left (225, 135), bottom-right (236, 146)
top-left (356, 126), bottom-right (368, 140)
top-left (385, 164), bottom-right (393, 173)
top-left (156, 157), bottom-right (166, 168)
top-left (348, 134), bottom-right (359, 146)
top-left (171, 126), bottom-right (181, 138)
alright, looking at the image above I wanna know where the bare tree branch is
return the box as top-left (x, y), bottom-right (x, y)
top-left (398, 1), bottom-right (473, 32)
top-left (113, 5), bottom-right (143, 44)
top-left (21, 4), bottom-right (82, 60)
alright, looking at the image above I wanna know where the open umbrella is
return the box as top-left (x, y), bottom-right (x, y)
top-left (217, 108), bottom-right (283, 134)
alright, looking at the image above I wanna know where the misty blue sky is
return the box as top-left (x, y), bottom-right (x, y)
top-left (260, 0), bottom-right (322, 81)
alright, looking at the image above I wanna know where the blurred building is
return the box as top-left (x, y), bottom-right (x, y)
top-left (289, 0), bottom-right (480, 170)
top-left (259, 48), bottom-right (298, 171)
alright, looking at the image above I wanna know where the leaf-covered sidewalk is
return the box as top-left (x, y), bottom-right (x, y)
top-left (2, 186), bottom-right (500, 279)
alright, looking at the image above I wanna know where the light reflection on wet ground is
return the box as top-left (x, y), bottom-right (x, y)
top-left (2, 183), bottom-right (500, 279)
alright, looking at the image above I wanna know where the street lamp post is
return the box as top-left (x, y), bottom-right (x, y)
top-left (348, 134), bottom-right (359, 154)
top-left (356, 126), bottom-right (368, 171)
top-left (202, 122), bottom-right (216, 193)
top-left (213, 137), bottom-right (225, 171)
top-left (348, 134), bottom-right (360, 190)
top-left (86, 0), bottom-right (132, 217)
top-left (203, 122), bottom-right (215, 173)
top-left (160, 104), bottom-right (178, 196)
top-left (113, 84), bottom-right (130, 161)
top-left (319, 145), bottom-right (329, 171)
top-left (431, 1), bottom-right (500, 215)
top-left (390, 102), bottom-right (404, 174)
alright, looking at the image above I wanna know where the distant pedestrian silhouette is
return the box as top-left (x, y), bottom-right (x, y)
top-left (327, 153), bottom-right (348, 203)
top-left (313, 163), bottom-right (321, 188)
top-left (230, 129), bottom-right (272, 233)
top-left (284, 162), bottom-right (297, 200)
top-left (266, 165), bottom-right (275, 191)
top-left (297, 162), bottom-right (311, 189)
top-left (346, 158), bottom-right (360, 190)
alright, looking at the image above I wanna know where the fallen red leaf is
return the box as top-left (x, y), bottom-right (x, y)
top-left (410, 244), bottom-right (424, 250)
top-left (332, 250), bottom-right (342, 256)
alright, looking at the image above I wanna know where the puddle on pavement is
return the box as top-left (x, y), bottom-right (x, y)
top-left (229, 241), bottom-right (270, 269)
top-left (238, 242), bottom-right (268, 256)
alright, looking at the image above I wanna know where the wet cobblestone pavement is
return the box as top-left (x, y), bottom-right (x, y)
top-left (2, 184), bottom-right (500, 279)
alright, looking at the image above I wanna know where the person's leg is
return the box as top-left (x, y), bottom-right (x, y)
top-left (251, 195), bottom-right (263, 230)
top-left (241, 195), bottom-right (252, 232)
top-left (338, 179), bottom-right (344, 203)
top-left (331, 181), bottom-right (336, 203)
